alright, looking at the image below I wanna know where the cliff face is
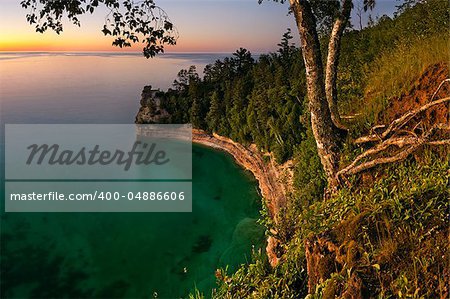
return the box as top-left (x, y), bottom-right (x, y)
top-left (192, 129), bottom-right (293, 219)
top-left (135, 86), bottom-right (170, 124)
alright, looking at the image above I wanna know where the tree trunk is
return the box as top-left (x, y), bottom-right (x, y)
top-left (325, 0), bottom-right (352, 131)
top-left (289, 0), bottom-right (341, 191)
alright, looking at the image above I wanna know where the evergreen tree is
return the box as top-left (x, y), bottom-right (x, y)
top-left (206, 91), bottom-right (221, 132)
top-left (190, 98), bottom-right (202, 128)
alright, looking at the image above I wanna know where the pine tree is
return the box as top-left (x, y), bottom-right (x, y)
top-left (206, 91), bottom-right (221, 132)
top-left (190, 99), bottom-right (202, 128)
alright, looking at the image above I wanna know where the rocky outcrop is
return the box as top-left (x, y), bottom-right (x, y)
top-left (135, 86), bottom-right (170, 124)
top-left (192, 129), bottom-right (294, 266)
top-left (192, 129), bottom-right (293, 219)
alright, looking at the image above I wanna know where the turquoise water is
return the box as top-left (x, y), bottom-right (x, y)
top-left (0, 53), bottom-right (264, 298)
top-left (1, 144), bottom-right (264, 298)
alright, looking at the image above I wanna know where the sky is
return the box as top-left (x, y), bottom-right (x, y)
top-left (0, 0), bottom-right (398, 53)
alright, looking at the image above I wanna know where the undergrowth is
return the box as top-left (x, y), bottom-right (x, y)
top-left (204, 154), bottom-right (449, 299)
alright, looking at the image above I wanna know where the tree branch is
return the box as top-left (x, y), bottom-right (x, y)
top-left (431, 78), bottom-right (450, 101)
top-left (339, 142), bottom-right (422, 177)
top-left (325, 0), bottom-right (352, 131)
top-left (337, 127), bottom-right (444, 181)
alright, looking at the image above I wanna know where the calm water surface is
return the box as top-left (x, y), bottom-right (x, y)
top-left (0, 52), bottom-right (227, 123)
top-left (0, 53), bottom-right (264, 298)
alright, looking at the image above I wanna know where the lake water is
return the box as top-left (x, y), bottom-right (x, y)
top-left (0, 52), bottom-right (229, 123)
top-left (0, 53), bottom-right (264, 298)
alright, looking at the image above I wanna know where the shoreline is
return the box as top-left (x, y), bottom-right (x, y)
top-left (135, 86), bottom-right (294, 266)
top-left (192, 129), bottom-right (294, 266)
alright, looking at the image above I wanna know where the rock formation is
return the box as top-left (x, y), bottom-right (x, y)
top-left (135, 86), bottom-right (170, 124)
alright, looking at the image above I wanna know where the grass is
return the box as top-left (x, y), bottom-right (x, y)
top-left (355, 33), bottom-right (450, 129)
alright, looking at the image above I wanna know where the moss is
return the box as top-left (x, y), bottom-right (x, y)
top-left (345, 240), bottom-right (361, 268)
top-left (317, 254), bottom-right (338, 282)
top-left (322, 277), bottom-right (339, 299)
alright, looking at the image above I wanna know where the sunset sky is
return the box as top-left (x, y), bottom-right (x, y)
top-left (0, 0), bottom-right (397, 53)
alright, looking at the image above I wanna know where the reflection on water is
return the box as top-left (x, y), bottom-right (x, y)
top-left (0, 52), bottom-right (226, 124)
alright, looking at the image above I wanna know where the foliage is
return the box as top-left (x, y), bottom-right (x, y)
top-left (198, 152), bottom-right (448, 298)
top-left (184, 1), bottom-right (449, 297)
top-left (160, 41), bottom-right (306, 163)
top-left (20, 0), bottom-right (178, 57)
top-left (292, 111), bottom-right (326, 208)
top-left (305, 155), bottom-right (449, 298)
top-left (212, 244), bottom-right (307, 298)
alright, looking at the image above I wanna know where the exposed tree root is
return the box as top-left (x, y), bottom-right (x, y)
top-left (337, 80), bottom-right (450, 184)
top-left (353, 96), bottom-right (450, 144)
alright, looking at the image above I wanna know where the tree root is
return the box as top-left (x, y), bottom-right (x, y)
top-left (353, 96), bottom-right (450, 144)
top-left (337, 80), bottom-right (450, 184)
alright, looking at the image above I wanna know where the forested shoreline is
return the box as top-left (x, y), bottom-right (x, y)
top-left (137, 1), bottom-right (449, 297)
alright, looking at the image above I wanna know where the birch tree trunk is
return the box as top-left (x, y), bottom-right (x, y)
top-left (325, 0), bottom-right (352, 130)
top-left (289, 0), bottom-right (341, 191)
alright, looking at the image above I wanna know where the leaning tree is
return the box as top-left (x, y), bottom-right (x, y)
top-left (278, 0), bottom-right (449, 193)
top-left (260, 0), bottom-right (376, 192)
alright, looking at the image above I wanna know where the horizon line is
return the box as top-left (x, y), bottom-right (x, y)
top-left (0, 50), bottom-right (268, 55)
